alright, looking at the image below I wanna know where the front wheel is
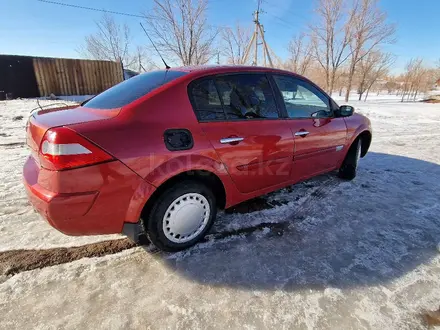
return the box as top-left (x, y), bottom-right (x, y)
top-left (339, 138), bottom-right (362, 180)
top-left (143, 180), bottom-right (217, 252)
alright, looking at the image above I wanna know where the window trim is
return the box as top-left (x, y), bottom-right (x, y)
top-left (187, 72), bottom-right (283, 123)
top-left (213, 78), bottom-right (228, 119)
top-left (269, 73), bottom-right (335, 120)
top-left (187, 77), bottom-right (226, 122)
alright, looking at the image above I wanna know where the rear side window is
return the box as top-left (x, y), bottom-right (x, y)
top-left (189, 73), bottom-right (279, 121)
top-left (83, 70), bottom-right (187, 109)
top-left (216, 74), bottom-right (279, 120)
top-left (190, 79), bottom-right (225, 121)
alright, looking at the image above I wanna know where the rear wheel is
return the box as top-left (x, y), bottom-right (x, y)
top-left (143, 180), bottom-right (217, 252)
top-left (339, 138), bottom-right (362, 180)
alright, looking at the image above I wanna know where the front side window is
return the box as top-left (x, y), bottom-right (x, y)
top-left (273, 75), bottom-right (331, 119)
top-left (215, 74), bottom-right (279, 120)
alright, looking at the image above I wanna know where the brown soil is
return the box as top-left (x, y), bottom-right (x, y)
top-left (0, 238), bottom-right (136, 276)
top-left (422, 98), bottom-right (440, 104)
top-left (422, 307), bottom-right (440, 327)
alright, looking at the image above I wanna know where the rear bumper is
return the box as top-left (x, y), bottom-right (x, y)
top-left (23, 156), bottom-right (155, 236)
top-left (23, 178), bottom-right (99, 234)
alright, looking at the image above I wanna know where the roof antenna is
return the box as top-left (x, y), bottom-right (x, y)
top-left (140, 22), bottom-right (170, 70)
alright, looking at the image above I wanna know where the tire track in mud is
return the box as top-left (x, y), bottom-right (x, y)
top-left (0, 176), bottom-right (341, 277)
top-left (208, 175), bottom-right (340, 240)
top-left (289, 176), bottom-right (339, 220)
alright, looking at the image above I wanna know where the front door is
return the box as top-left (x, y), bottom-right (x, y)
top-left (271, 74), bottom-right (347, 182)
top-left (189, 74), bottom-right (295, 194)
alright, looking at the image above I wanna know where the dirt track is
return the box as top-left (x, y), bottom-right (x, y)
top-left (0, 239), bottom-right (136, 276)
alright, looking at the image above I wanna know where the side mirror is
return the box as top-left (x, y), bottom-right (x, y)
top-left (337, 105), bottom-right (354, 117)
top-left (311, 110), bottom-right (330, 118)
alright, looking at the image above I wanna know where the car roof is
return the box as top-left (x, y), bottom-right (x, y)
top-left (168, 65), bottom-right (298, 77)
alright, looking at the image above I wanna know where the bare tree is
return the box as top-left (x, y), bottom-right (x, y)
top-left (145, 0), bottom-right (218, 66)
top-left (357, 51), bottom-right (394, 101)
top-left (436, 59), bottom-right (440, 84)
top-left (310, 0), bottom-right (356, 95)
top-left (410, 67), bottom-right (437, 100)
top-left (410, 67), bottom-right (427, 100)
top-left (80, 14), bottom-right (136, 68)
top-left (401, 58), bottom-right (423, 102)
top-left (335, 70), bottom-right (349, 96)
top-left (357, 51), bottom-right (377, 100)
top-left (221, 23), bottom-right (251, 65)
top-left (344, 0), bottom-right (395, 101)
top-left (286, 33), bottom-right (313, 75)
top-left (384, 78), bottom-right (399, 95)
top-left (133, 46), bottom-right (158, 72)
top-left (398, 59), bottom-right (436, 102)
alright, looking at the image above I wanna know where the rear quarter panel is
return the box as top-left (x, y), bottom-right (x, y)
top-left (70, 80), bottom-right (242, 208)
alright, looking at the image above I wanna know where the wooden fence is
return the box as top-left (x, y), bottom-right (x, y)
top-left (32, 57), bottom-right (124, 96)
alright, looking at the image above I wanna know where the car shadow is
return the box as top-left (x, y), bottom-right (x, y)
top-left (150, 152), bottom-right (440, 291)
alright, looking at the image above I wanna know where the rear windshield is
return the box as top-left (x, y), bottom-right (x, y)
top-left (83, 70), bottom-right (188, 109)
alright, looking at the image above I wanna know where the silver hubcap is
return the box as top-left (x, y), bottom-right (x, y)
top-left (163, 193), bottom-right (210, 243)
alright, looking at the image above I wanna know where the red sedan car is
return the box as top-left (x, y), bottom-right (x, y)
top-left (23, 66), bottom-right (372, 251)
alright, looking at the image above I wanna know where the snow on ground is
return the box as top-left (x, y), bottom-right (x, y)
top-left (0, 99), bottom-right (122, 252)
top-left (1, 94), bottom-right (440, 329)
top-left (36, 94), bottom-right (94, 103)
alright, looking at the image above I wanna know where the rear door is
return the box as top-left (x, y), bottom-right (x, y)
top-left (189, 74), bottom-right (294, 194)
top-left (271, 74), bottom-right (347, 182)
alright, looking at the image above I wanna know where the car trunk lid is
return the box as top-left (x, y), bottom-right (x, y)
top-left (26, 105), bottom-right (121, 154)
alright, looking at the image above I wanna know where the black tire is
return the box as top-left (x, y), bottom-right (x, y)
top-left (339, 138), bottom-right (362, 180)
top-left (143, 180), bottom-right (217, 252)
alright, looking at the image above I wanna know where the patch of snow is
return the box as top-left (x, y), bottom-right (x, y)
top-left (1, 248), bottom-right (439, 329)
top-left (36, 95), bottom-right (94, 103)
top-left (1, 95), bottom-right (440, 329)
top-left (0, 100), bottom-right (122, 252)
top-left (333, 91), bottom-right (426, 103)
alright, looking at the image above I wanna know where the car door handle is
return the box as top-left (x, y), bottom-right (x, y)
top-left (295, 131), bottom-right (310, 137)
top-left (220, 137), bottom-right (244, 144)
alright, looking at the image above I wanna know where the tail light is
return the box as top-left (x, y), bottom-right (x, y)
top-left (39, 127), bottom-right (113, 170)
